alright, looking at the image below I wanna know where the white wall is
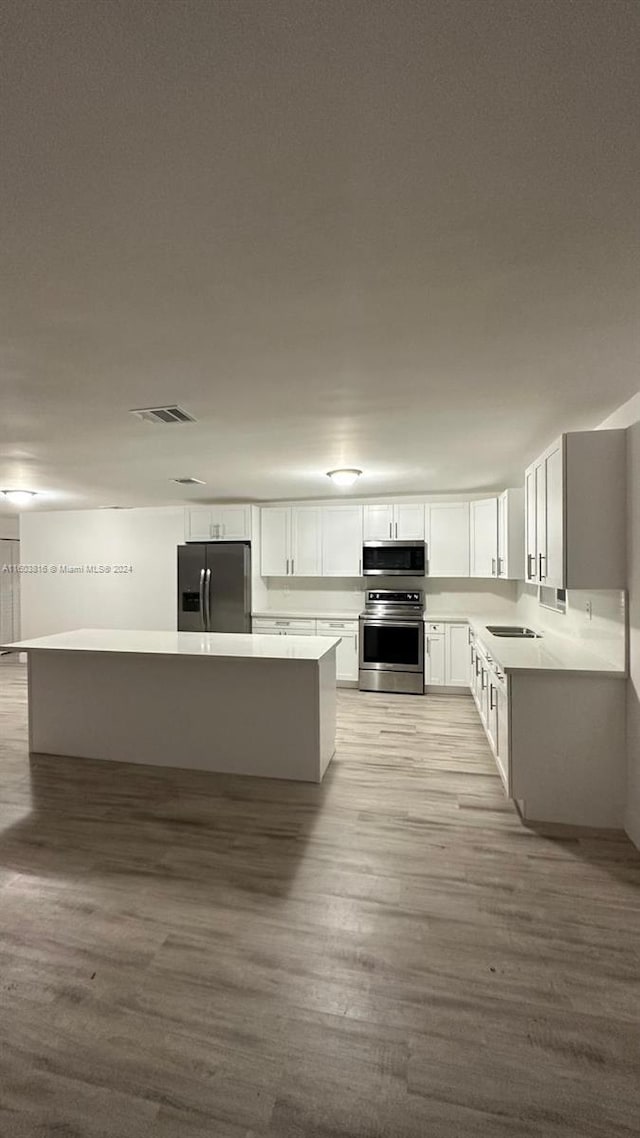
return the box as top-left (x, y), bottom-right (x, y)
top-left (517, 585), bottom-right (626, 670)
top-left (0, 515), bottom-right (19, 539)
top-left (598, 392), bottom-right (640, 848)
top-left (19, 508), bottom-right (185, 637)
top-left (261, 576), bottom-right (518, 616)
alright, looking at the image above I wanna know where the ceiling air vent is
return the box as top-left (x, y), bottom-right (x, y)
top-left (129, 405), bottom-right (196, 424)
top-left (172, 477), bottom-right (206, 485)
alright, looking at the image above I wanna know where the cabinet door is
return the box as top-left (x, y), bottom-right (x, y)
top-left (321, 506), bottom-right (363, 577)
top-left (425, 634), bottom-right (445, 685)
top-left (260, 508), bottom-right (290, 576)
top-left (543, 443), bottom-right (564, 588)
top-left (486, 679), bottom-right (499, 755)
top-left (363, 504), bottom-right (394, 540)
top-left (336, 633), bottom-right (358, 681)
top-left (211, 505), bottom-right (251, 540)
top-left (535, 460), bottom-right (547, 585)
top-left (446, 623), bottom-right (470, 686)
top-left (186, 508), bottom-right (213, 541)
top-left (497, 492), bottom-right (507, 576)
top-left (426, 502), bottom-right (470, 576)
top-left (495, 680), bottom-right (510, 790)
top-left (291, 507), bottom-right (321, 576)
top-left (525, 466), bottom-right (538, 582)
top-left (470, 498), bottom-right (498, 578)
top-left (394, 503), bottom-right (424, 540)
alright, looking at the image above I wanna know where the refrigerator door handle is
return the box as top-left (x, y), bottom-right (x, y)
top-left (198, 568), bottom-right (206, 631)
top-left (204, 567), bottom-right (212, 631)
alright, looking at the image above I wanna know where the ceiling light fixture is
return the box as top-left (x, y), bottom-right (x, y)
top-left (326, 468), bottom-right (363, 488)
top-left (1, 490), bottom-right (37, 506)
top-left (172, 477), bottom-right (206, 486)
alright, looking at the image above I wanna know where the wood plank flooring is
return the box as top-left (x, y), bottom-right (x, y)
top-left (1, 660), bottom-right (639, 1137)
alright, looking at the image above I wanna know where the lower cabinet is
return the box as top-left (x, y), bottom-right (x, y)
top-left (424, 630), bottom-right (446, 686)
top-left (425, 621), bottom-right (470, 688)
top-left (470, 633), bottom-right (510, 792)
top-left (251, 617), bottom-right (359, 683)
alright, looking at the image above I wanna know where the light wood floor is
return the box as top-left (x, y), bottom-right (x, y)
top-left (1, 661), bottom-right (639, 1138)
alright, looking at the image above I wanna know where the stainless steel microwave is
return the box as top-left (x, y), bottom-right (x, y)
top-left (362, 540), bottom-right (426, 577)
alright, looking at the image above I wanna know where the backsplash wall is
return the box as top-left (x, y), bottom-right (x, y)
top-left (260, 576), bottom-right (518, 616)
top-left (517, 584), bottom-right (626, 668)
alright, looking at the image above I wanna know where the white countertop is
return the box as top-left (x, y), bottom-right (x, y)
top-left (2, 628), bottom-right (341, 662)
top-left (469, 619), bottom-right (626, 678)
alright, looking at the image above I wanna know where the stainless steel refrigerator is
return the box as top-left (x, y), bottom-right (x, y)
top-left (177, 543), bottom-right (252, 633)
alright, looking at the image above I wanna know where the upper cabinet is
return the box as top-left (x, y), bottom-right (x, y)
top-left (497, 489), bottom-right (525, 580)
top-left (186, 505), bottom-right (251, 542)
top-left (363, 503), bottom-right (424, 540)
top-left (425, 502), bottom-right (470, 577)
top-left (321, 505), bottom-right (363, 576)
top-left (260, 506), bottom-right (321, 577)
top-left (525, 430), bottom-right (626, 589)
top-left (470, 498), bottom-right (499, 578)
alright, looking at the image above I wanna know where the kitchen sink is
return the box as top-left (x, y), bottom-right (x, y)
top-left (485, 625), bottom-right (541, 638)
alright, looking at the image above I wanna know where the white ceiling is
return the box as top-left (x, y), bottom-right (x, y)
top-left (1, 0), bottom-right (639, 511)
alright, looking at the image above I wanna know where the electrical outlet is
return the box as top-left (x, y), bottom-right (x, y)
top-left (586, 599), bottom-right (593, 620)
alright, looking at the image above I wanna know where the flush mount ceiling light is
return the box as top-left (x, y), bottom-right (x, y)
top-left (171, 477), bottom-right (206, 486)
top-left (1, 490), bottom-right (37, 506)
top-left (326, 468), bottom-right (363, 488)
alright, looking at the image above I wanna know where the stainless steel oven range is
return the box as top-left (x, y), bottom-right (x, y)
top-left (359, 589), bottom-right (425, 695)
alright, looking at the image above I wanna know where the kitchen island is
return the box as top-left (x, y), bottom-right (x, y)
top-left (2, 628), bottom-right (340, 782)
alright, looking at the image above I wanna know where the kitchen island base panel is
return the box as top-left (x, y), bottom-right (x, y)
top-left (27, 648), bottom-right (336, 782)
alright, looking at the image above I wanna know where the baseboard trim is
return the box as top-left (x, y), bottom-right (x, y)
top-left (424, 685), bottom-right (472, 696)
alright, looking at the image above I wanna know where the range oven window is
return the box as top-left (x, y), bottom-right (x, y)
top-left (362, 544), bottom-right (425, 575)
top-left (362, 623), bottom-right (422, 669)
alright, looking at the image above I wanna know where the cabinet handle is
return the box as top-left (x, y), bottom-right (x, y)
top-left (481, 669), bottom-right (487, 690)
top-left (389, 522), bottom-right (393, 538)
top-left (358, 558), bottom-right (362, 575)
top-left (497, 557), bottom-right (503, 576)
top-left (490, 684), bottom-right (496, 710)
top-left (275, 621), bottom-right (289, 627)
top-left (470, 647), bottom-right (475, 664)
top-left (491, 557), bottom-right (496, 576)
top-left (286, 558), bottom-right (290, 575)
top-left (395, 521), bottom-right (398, 538)
top-left (527, 552), bottom-right (535, 579)
top-left (291, 558), bottom-right (295, 575)
top-left (539, 553), bottom-right (546, 581)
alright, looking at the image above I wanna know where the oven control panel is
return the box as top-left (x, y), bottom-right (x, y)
top-left (366, 590), bottom-right (422, 605)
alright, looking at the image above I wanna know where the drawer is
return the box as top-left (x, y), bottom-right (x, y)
top-left (426, 622), bottom-right (444, 634)
top-left (253, 618), bottom-right (317, 632)
top-left (317, 619), bottom-right (358, 634)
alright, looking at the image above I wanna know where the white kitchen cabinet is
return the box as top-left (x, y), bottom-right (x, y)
top-left (446, 623), bottom-right (470, 686)
top-left (363, 503), bottom-right (424, 540)
top-left (425, 621), bottom-right (470, 688)
top-left (291, 507), bottom-right (322, 576)
top-left (363, 504), bottom-right (394, 540)
top-left (524, 430), bottom-right (626, 589)
top-left (260, 507), bottom-right (321, 577)
top-left (186, 504), bottom-right (251, 542)
top-left (252, 617), bottom-right (316, 634)
top-left (425, 502), bottom-right (470, 577)
top-left (394, 503), bottom-right (424, 539)
top-left (317, 618), bottom-right (359, 682)
top-left (425, 631), bottom-right (445, 686)
top-left (470, 498), bottom-right (499, 578)
top-left (497, 489), bottom-right (525, 580)
top-left (321, 506), bottom-right (363, 577)
top-left (260, 507), bottom-right (290, 576)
